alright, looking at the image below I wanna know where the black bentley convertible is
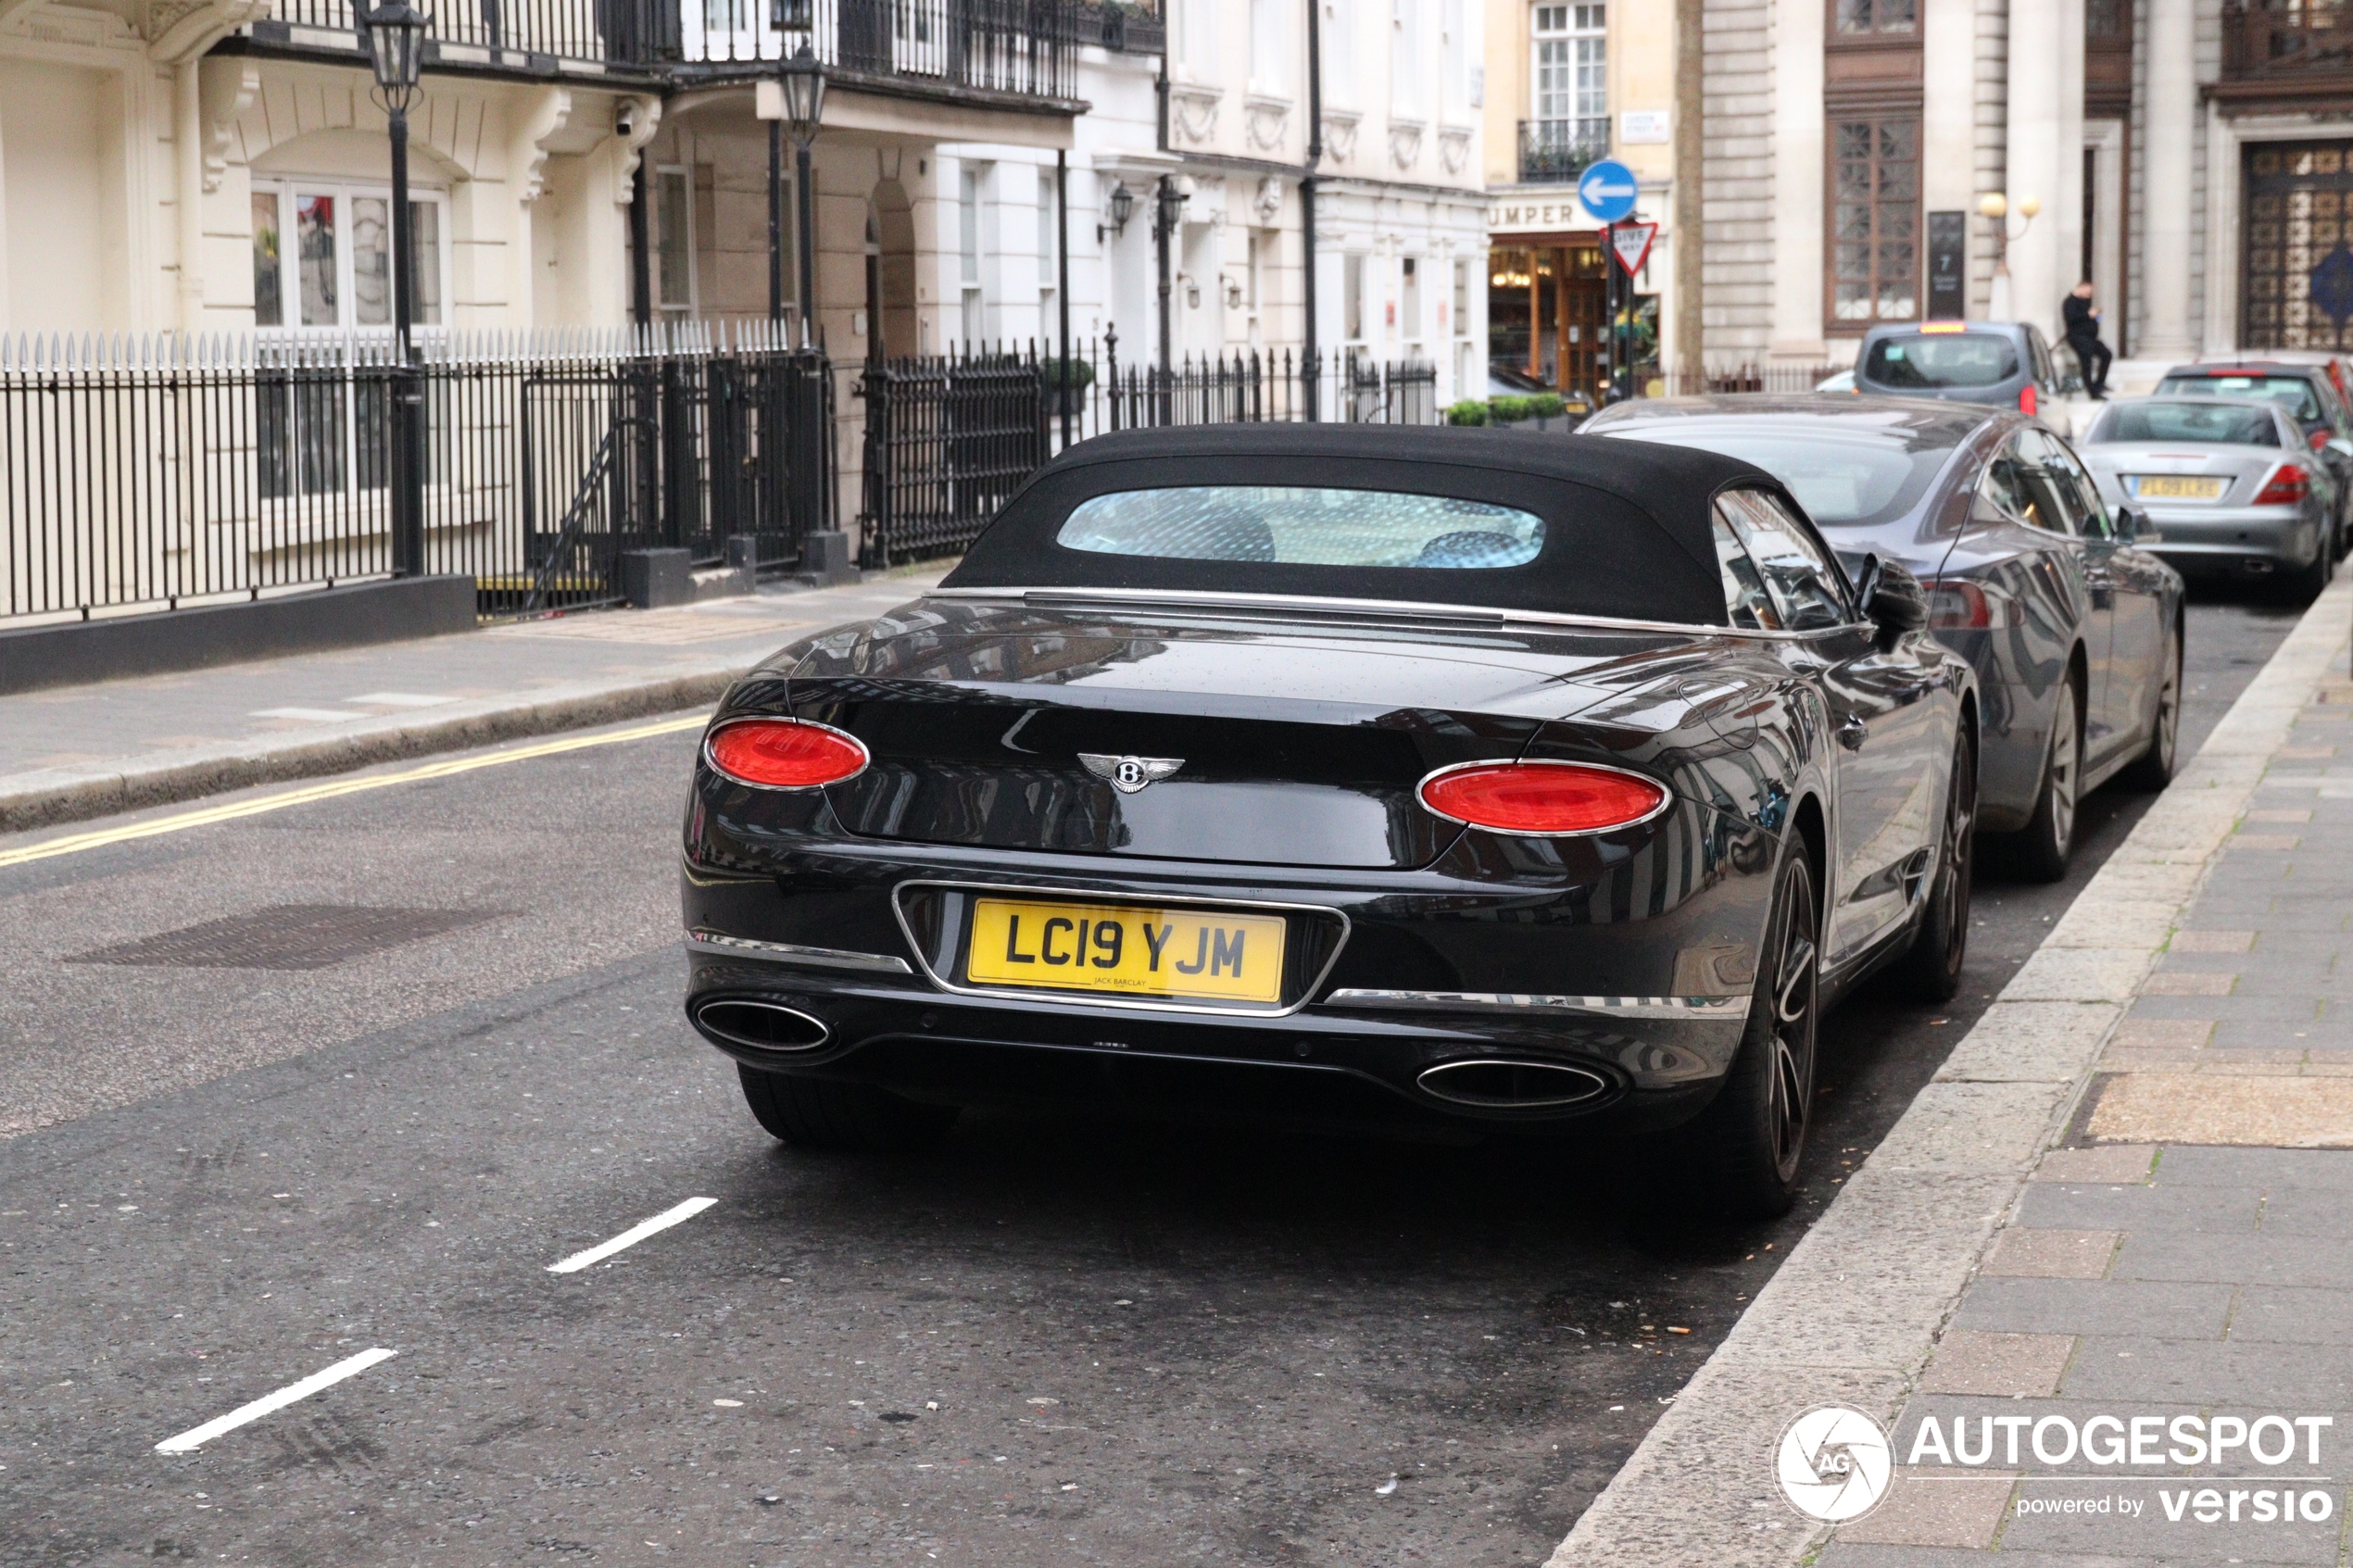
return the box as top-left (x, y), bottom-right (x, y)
top-left (680, 427), bottom-right (1979, 1216)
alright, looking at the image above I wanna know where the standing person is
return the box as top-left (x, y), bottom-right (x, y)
top-left (2063, 281), bottom-right (2112, 400)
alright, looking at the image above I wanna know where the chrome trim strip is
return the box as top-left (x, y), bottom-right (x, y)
top-left (1324, 989), bottom-right (1752, 1022)
top-left (684, 931), bottom-right (913, 974)
top-left (888, 879), bottom-right (1353, 1019)
top-left (923, 584), bottom-right (1867, 643)
top-left (1413, 758), bottom-right (1677, 838)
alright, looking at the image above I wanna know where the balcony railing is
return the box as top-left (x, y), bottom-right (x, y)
top-left (2223, 0), bottom-right (2353, 82)
top-left (1517, 120), bottom-right (1609, 186)
top-left (259, 0), bottom-right (1081, 98)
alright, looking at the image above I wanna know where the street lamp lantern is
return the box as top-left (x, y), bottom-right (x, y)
top-left (361, 0), bottom-right (431, 112)
top-left (1105, 182), bottom-right (1135, 234)
top-left (780, 44), bottom-right (825, 142)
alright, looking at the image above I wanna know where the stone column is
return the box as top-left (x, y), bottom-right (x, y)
top-left (2139, 0), bottom-right (2197, 358)
top-left (2005, 0), bottom-right (2072, 341)
top-left (1768, 0), bottom-right (1825, 361)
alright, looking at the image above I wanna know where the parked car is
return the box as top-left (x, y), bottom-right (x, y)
top-left (2153, 359), bottom-right (2353, 555)
top-left (1853, 320), bottom-right (2068, 417)
top-left (1582, 395), bottom-right (2186, 881)
top-left (2077, 396), bottom-right (2336, 600)
top-left (2196, 347), bottom-right (2353, 411)
top-left (682, 425), bottom-right (1982, 1217)
top-left (1817, 370), bottom-right (1857, 394)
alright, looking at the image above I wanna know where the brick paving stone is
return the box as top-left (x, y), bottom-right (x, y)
top-left (2106, 1020), bottom-right (2215, 1051)
top-left (2127, 994), bottom-right (2321, 1021)
top-left (2089, 1076), bottom-right (2353, 1147)
top-left (2170, 929), bottom-right (2258, 952)
top-left (1982, 1229), bottom-right (2120, 1279)
top-left (2229, 1286), bottom-right (2353, 1341)
top-left (2110, 1229), bottom-right (2353, 1286)
top-left (2227, 834), bottom-right (2306, 851)
top-left (2015, 1182), bottom-right (2262, 1234)
top-left (2252, 1184), bottom-right (2353, 1237)
top-left (1917, 1331), bottom-right (2079, 1397)
top-left (2032, 1146), bottom-right (2157, 1184)
top-left (1830, 1468), bottom-right (2017, 1549)
top-left (2246, 809), bottom-right (2316, 824)
top-left (2141, 972), bottom-right (2238, 996)
top-left (2158, 1146), bottom-right (2353, 1187)
top-left (2057, 1336), bottom-right (2353, 1404)
top-left (1951, 1277), bottom-right (2235, 1338)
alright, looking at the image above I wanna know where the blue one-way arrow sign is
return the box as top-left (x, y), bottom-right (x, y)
top-left (1578, 159), bottom-right (1640, 224)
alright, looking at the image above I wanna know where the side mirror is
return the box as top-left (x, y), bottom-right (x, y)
top-left (2328, 437), bottom-right (2353, 458)
top-left (1856, 556), bottom-right (1929, 638)
top-left (2112, 506), bottom-right (2141, 542)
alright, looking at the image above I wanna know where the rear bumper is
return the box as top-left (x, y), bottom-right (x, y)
top-left (685, 950), bottom-right (1743, 1137)
top-left (2140, 505), bottom-right (2320, 571)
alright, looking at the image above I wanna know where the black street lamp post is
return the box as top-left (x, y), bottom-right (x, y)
top-left (780, 44), bottom-right (825, 337)
top-left (362, 0), bottom-right (430, 578)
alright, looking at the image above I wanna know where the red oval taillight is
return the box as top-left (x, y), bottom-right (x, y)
top-left (705, 719), bottom-right (869, 789)
top-left (1417, 762), bottom-right (1669, 835)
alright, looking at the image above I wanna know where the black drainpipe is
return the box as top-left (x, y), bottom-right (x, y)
top-left (1302, 0), bottom-right (1323, 419)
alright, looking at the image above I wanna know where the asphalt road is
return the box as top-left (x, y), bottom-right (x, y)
top-left (0, 590), bottom-right (2307, 1568)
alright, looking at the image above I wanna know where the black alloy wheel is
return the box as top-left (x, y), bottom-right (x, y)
top-left (2009, 675), bottom-right (2081, 884)
top-left (1894, 727), bottom-right (1977, 1002)
top-left (2118, 619), bottom-right (2183, 792)
top-left (1658, 849), bottom-right (1821, 1220)
top-left (737, 1065), bottom-right (961, 1153)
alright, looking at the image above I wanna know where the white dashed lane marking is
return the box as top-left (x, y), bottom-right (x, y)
top-left (546, 1196), bottom-right (718, 1274)
top-left (154, 1348), bottom-right (397, 1454)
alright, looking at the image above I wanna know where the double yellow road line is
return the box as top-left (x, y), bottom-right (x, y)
top-left (0, 714), bottom-right (710, 872)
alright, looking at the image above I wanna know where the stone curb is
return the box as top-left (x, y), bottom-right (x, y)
top-left (0, 665), bottom-right (742, 835)
top-left (1546, 578), bottom-right (2353, 1567)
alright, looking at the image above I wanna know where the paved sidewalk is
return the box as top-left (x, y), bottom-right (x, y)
top-left (1817, 631), bottom-right (2353, 1565)
top-left (1554, 581), bottom-right (2353, 1567)
top-left (0, 570), bottom-right (943, 832)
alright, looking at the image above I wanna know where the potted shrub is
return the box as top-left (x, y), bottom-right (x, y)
top-left (1528, 392), bottom-right (1568, 431)
top-left (1488, 395), bottom-right (1534, 426)
top-left (1444, 398), bottom-right (1490, 426)
top-left (1043, 356), bottom-right (1095, 418)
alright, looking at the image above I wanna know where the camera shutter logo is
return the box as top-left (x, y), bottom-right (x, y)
top-left (1776, 1405), bottom-right (1894, 1523)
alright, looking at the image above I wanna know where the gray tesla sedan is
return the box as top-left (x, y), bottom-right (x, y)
top-left (1581, 395), bottom-right (2186, 880)
top-left (2077, 396), bottom-right (2337, 600)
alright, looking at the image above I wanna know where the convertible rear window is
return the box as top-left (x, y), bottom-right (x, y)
top-left (2155, 373), bottom-right (2324, 427)
top-left (2091, 401), bottom-right (2280, 446)
top-left (1054, 486), bottom-right (1546, 569)
top-left (1864, 333), bottom-right (2020, 389)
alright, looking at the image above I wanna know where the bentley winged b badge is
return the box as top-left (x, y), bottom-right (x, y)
top-left (1079, 753), bottom-right (1185, 794)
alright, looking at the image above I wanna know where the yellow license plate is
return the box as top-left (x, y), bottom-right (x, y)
top-left (964, 898), bottom-right (1287, 1005)
top-left (2133, 475), bottom-right (2225, 499)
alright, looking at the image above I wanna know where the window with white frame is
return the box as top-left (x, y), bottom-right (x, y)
top-left (1037, 167), bottom-right (1057, 310)
top-left (250, 182), bottom-right (447, 332)
top-left (1251, 0), bottom-right (1288, 91)
top-left (1533, 4), bottom-right (1606, 151)
top-left (1390, 0), bottom-right (1419, 116)
top-left (959, 163), bottom-right (988, 345)
top-left (1442, 0), bottom-right (1466, 119)
top-left (1322, 0), bottom-right (1353, 107)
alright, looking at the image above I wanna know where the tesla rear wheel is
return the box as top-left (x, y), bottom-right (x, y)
top-left (1660, 849), bottom-right (1820, 1221)
top-left (2008, 676), bottom-right (2081, 884)
top-left (1893, 728), bottom-right (1976, 1003)
top-left (737, 1065), bottom-right (960, 1153)
top-left (2117, 621), bottom-right (2182, 793)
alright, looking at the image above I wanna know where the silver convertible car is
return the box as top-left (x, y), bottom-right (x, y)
top-left (2076, 396), bottom-right (2339, 601)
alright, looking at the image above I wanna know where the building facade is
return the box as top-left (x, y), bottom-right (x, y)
top-left (1690, 0), bottom-right (2353, 372)
top-left (1481, 0), bottom-right (1682, 400)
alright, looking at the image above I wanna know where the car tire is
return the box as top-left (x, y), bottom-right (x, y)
top-left (1655, 847), bottom-right (1821, 1222)
top-left (2117, 619), bottom-right (2182, 793)
top-left (2282, 533), bottom-right (2333, 605)
top-left (737, 1065), bottom-right (960, 1153)
top-left (2007, 675), bottom-right (2081, 884)
top-left (1892, 728), bottom-right (1976, 1003)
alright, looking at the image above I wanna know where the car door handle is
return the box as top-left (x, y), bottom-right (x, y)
top-left (1835, 714), bottom-right (1869, 751)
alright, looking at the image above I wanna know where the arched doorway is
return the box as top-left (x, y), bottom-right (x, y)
top-left (869, 178), bottom-right (917, 358)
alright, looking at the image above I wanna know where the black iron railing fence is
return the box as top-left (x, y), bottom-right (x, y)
top-left (1517, 119), bottom-right (1610, 185)
top-left (855, 332), bottom-right (1441, 566)
top-left (0, 323), bottom-right (830, 625)
top-left (259, 0), bottom-right (1079, 95)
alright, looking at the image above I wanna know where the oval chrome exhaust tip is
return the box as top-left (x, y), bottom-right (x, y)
top-left (694, 999), bottom-right (831, 1054)
top-left (1416, 1059), bottom-right (1610, 1110)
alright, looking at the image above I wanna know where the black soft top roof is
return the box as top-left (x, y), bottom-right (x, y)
top-left (940, 425), bottom-right (1793, 626)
